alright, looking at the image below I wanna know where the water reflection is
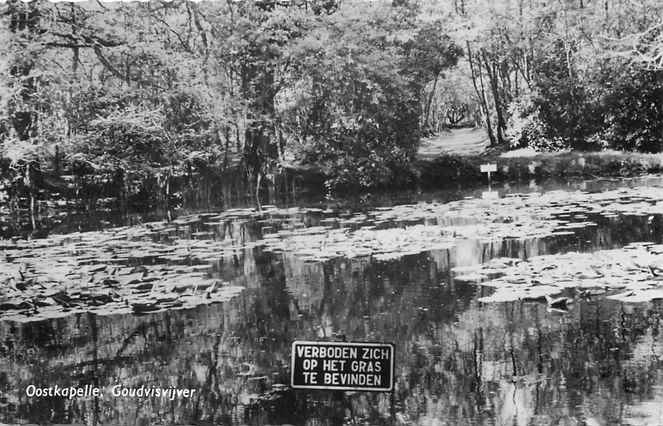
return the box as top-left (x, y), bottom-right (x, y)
top-left (2, 178), bottom-right (663, 424)
top-left (1, 252), bottom-right (663, 424)
top-left (4, 175), bottom-right (659, 240)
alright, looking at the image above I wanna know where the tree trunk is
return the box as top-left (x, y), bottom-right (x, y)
top-left (481, 50), bottom-right (506, 145)
top-left (467, 41), bottom-right (496, 146)
top-left (223, 126), bottom-right (231, 169)
top-left (423, 73), bottom-right (439, 133)
top-left (255, 171), bottom-right (262, 211)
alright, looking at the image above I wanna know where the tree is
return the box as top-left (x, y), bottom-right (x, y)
top-left (403, 20), bottom-right (463, 135)
top-left (277, 1), bottom-right (456, 190)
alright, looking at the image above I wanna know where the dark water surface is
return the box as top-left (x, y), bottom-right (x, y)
top-left (3, 177), bottom-right (663, 425)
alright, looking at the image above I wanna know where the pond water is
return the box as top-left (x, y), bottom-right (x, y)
top-left (3, 177), bottom-right (663, 425)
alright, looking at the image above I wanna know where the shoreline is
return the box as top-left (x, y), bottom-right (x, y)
top-left (414, 149), bottom-right (663, 188)
top-left (2, 148), bottom-right (663, 214)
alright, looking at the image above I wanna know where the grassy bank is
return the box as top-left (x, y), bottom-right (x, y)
top-left (4, 148), bottom-right (663, 214)
top-left (416, 149), bottom-right (663, 187)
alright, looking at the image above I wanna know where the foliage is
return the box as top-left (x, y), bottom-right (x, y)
top-left (518, 53), bottom-right (663, 152)
top-left (593, 61), bottom-right (663, 152)
top-left (529, 40), bottom-right (599, 150)
top-left (278, 3), bottom-right (459, 189)
top-left (1, 0), bottom-right (663, 203)
top-left (404, 21), bottom-right (462, 81)
top-left (421, 0), bottom-right (663, 152)
top-left (0, 0), bottom-right (468, 195)
top-left (403, 20), bottom-right (463, 135)
top-left (505, 94), bottom-right (566, 152)
top-left (431, 65), bottom-right (478, 129)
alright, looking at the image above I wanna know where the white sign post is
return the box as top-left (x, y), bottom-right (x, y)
top-left (480, 163), bottom-right (497, 192)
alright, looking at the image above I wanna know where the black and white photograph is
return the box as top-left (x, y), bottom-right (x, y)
top-left (0, 0), bottom-right (663, 424)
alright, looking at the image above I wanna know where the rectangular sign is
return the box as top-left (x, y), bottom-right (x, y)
top-left (480, 163), bottom-right (497, 173)
top-left (482, 190), bottom-right (499, 200)
top-left (291, 341), bottom-right (394, 391)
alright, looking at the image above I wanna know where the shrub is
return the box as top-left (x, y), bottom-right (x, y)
top-left (506, 94), bottom-right (566, 152)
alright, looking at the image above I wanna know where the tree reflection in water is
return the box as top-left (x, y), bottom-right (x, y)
top-left (2, 179), bottom-right (663, 424)
top-left (1, 248), bottom-right (663, 425)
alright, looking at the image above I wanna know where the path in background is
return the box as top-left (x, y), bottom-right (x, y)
top-left (418, 127), bottom-right (489, 159)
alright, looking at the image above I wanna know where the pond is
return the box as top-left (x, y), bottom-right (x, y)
top-left (2, 176), bottom-right (663, 425)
